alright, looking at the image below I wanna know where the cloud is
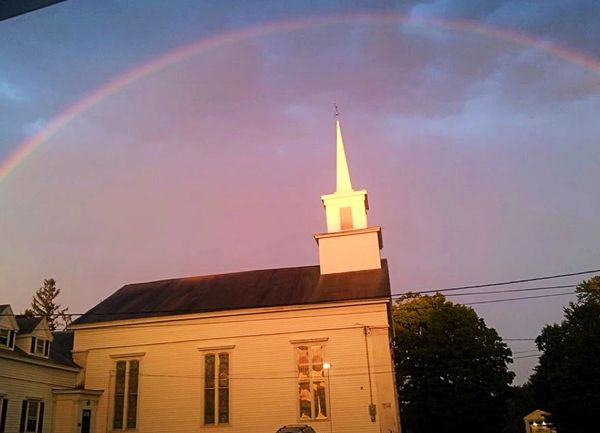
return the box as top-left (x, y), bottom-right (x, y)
top-left (23, 118), bottom-right (45, 135)
top-left (0, 80), bottom-right (26, 103)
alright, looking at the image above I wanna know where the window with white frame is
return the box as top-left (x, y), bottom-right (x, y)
top-left (112, 359), bottom-right (139, 430)
top-left (0, 328), bottom-right (15, 349)
top-left (29, 337), bottom-right (49, 357)
top-left (204, 352), bottom-right (229, 425)
top-left (20, 399), bottom-right (44, 433)
top-left (296, 345), bottom-right (328, 420)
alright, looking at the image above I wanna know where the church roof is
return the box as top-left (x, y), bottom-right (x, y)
top-left (73, 260), bottom-right (391, 325)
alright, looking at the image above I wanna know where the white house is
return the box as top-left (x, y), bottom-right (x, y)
top-left (0, 305), bottom-right (81, 433)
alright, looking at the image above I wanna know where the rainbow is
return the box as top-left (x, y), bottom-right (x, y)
top-left (2, 12), bottom-right (599, 183)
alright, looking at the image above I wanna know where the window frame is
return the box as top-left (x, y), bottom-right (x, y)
top-left (21, 399), bottom-right (44, 433)
top-left (29, 337), bottom-right (49, 358)
top-left (202, 351), bottom-right (231, 426)
top-left (294, 343), bottom-right (329, 422)
top-left (0, 328), bottom-right (14, 349)
top-left (111, 358), bottom-right (141, 431)
top-left (35, 339), bottom-right (45, 355)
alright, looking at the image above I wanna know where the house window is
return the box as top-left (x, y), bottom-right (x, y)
top-left (0, 329), bottom-right (14, 349)
top-left (29, 338), bottom-right (49, 357)
top-left (0, 396), bottom-right (7, 433)
top-left (19, 400), bottom-right (44, 433)
top-left (204, 352), bottom-right (229, 425)
top-left (113, 359), bottom-right (139, 430)
top-left (296, 345), bottom-right (327, 420)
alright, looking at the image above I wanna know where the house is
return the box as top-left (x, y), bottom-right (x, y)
top-left (524, 409), bottom-right (557, 433)
top-left (64, 116), bottom-right (401, 433)
top-left (0, 304), bottom-right (80, 433)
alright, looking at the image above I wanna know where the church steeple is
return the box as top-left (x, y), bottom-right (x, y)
top-left (335, 117), bottom-right (353, 193)
top-left (314, 111), bottom-right (383, 275)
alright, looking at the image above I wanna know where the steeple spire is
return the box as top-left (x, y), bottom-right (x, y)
top-left (335, 117), bottom-right (353, 193)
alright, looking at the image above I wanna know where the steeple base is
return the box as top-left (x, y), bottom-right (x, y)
top-left (314, 226), bottom-right (383, 275)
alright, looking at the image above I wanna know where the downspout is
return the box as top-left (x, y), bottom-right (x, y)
top-left (363, 325), bottom-right (377, 423)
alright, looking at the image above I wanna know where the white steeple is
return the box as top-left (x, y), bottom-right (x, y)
top-left (335, 118), bottom-right (353, 194)
top-left (314, 111), bottom-right (382, 275)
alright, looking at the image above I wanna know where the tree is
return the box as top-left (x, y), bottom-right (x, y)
top-left (501, 383), bottom-right (536, 433)
top-left (530, 276), bottom-right (600, 433)
top-left (24, 278), bottom-right (71, 330)
top-left (393, 293), bottom-right (515, 433)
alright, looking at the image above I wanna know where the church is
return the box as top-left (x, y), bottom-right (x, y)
top-left (64, 116), bottom-right (401, 433)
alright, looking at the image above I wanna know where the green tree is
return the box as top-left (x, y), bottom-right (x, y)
top-left (501, 383), bottom-right (536, 433)
top-left (530, 276), bottom-right (600, 433)
top-left (24, 278), bottom-right (71, 330)
top-left (393, 293), bottom-right (515, 433)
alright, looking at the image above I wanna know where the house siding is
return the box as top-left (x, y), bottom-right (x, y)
top-left (73, 301), bottom-right (400, 433)
top-left (0, 356), bottom-right (77, 433)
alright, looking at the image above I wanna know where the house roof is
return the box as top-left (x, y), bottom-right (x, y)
top-left (49, 331), bottom-right (79, 368)
top-left (524, 409), bottom-right (551, 421)
top-left (15, 316), bottom-right (42, 334)
top-left (73, 260), bottom-right (392, 325)
top-left (0, 330), bottom-right (78, 370)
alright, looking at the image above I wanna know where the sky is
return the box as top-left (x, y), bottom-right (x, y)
top-left (1, 0), bottom-right (599, 384)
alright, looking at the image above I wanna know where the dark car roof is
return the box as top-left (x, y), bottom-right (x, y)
top-left (73, 261), bottom-right (391, 325)
top-left (276, 425), bottom-right (315, 433)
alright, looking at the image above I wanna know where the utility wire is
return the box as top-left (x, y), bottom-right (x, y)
top-left (463, 291), bottom-right (575, 305)
top-left (514, 354), bottom-right (541, 360)
top-left (435, 284), bottom-right (576, 297)
top-left (396, 268), bottom-right (600, 294)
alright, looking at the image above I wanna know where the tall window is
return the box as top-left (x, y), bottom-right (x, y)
top-left (297, 345), bottom-right (327, 420)
top-left (113, 359), bottom-right (139, 430)
top-left (204, 352), bottom-right (229, 425)
top-left (19, 400), bottom-right (44, 433)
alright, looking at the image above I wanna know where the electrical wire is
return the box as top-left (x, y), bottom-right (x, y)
top-left (397, 268), bottom-right (600, 294)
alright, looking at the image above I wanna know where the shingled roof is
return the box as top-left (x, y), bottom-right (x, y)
top-left (73, 261), bottom-right (391, 325)
top-left (15, 316), bottom-right (42, 334)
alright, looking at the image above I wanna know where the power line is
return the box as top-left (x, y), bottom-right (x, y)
top-left (395, 268), bottom-right (599, 295)
top-left (439, 284), bottom-right (576, 297)
top-left (512, 349), bottom-right (539, 355)
top-left (393, 291), bottom-right (576, 311)
top-left (514, 354), bottom-right (541, 360)
top-left (463, 291), bottom-right (575, 305)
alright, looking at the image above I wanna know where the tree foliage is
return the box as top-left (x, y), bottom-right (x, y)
top-left (530, 276), bottom-right (600, 433)
top-left (501, 383), bottom-right (536, 433)
top-left (393, 293), bottom-right (515, 433)
top-left (24, 278), bottom-right (71, 330)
